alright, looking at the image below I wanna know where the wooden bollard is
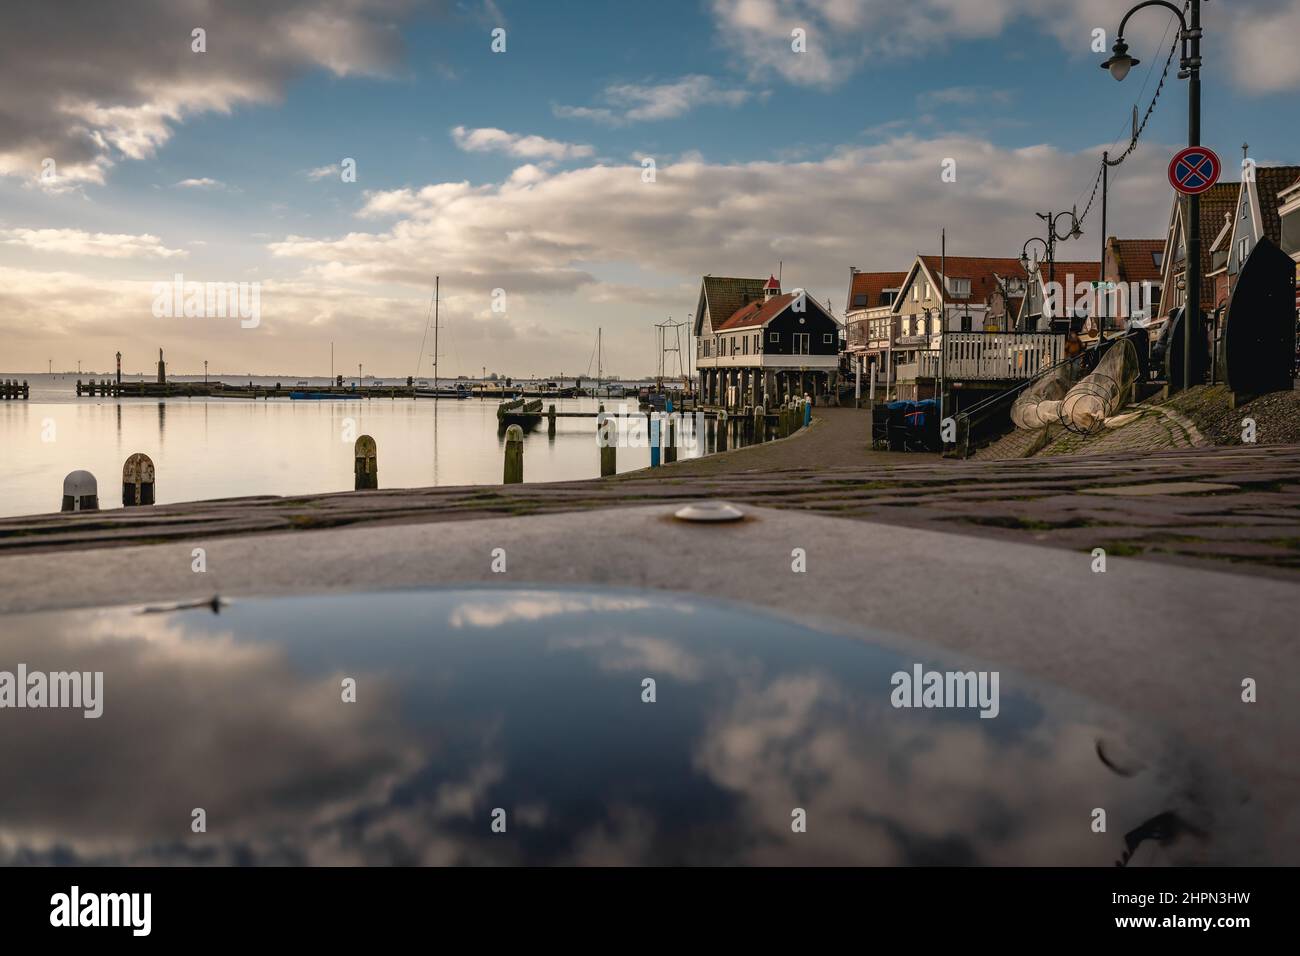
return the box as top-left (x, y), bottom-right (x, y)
top-left (354, 435), bottom-right (378, 490)
top-left (716, 410), bottom-right (728, 452)
top-left (649, 415), bottom-right (661, 467)
top-left (664, 414), bottom-right (677, 464)
top-left (754, 405), bottom-right (765, 443)
top-left (597, 408), bottom-right (616, 477)
top-left (61, 470), bottom-right (99, 512)
top-left (548, 404), bottom-right (556, 438)
top-left (804, 394), bottom-right (812, 428)
top-left (122, 452), bottom-right (156, 506)
top-left (504, 424), bottom-right (524, 483)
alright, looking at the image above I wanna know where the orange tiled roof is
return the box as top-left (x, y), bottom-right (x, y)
top-left (846, 271), bottom-right (908, 312)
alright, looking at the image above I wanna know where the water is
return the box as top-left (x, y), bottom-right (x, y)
top-left (0, 375), bottom-right (722, 518)
top-left (0, 586), bottom-right (1250, 865)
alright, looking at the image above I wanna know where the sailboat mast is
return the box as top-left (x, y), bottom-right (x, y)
top-left (597, 327), bottom-right (602, 392)
top-left (433, 275), bottom-right (440, 399)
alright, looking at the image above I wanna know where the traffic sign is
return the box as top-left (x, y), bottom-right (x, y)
top-left (1168, 146), bottom-right (1222, 196)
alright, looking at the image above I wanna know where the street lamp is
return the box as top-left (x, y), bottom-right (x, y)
top-left (1101, 0), bottom-right (1203, 391)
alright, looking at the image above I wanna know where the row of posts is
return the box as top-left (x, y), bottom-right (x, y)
top-left (57, 399), bottom-right (814, 510)
top-left (75, 379), bottom-right (119, 397)
top-left (2, 379), bottom-right (30, 400)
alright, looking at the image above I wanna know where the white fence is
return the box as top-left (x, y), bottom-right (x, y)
top-left (942, 333), bottom-right (1063, 380)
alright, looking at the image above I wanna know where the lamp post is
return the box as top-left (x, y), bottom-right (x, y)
top-left (1101, 0), bottom-right (1203, 391)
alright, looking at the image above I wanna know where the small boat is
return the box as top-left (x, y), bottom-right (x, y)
top-left (497, 398), bottom-right (544, 425)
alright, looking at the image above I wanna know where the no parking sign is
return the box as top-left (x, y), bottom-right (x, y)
top-left (1168, 146), bottom-right (1222, 195)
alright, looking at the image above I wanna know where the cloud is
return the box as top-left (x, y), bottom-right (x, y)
top-left (554, 75), bottom-right (756, 126)
top-left (174, 177), bottom-right (227, 190)
top-left (450, 126), bottom-right (595, 161)
top-left (0, 0), bottom-right (423, 188)
top-left (709, 0), bottom-right (1300, 94)
top-left (918, 86), bottom-right (1015, 109)
top-left (304, 164), bottom-right (342, 181)
top-left (0, 228), bottom-right (188, 259)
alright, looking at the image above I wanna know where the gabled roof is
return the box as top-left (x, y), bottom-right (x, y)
top-left (906, 255), bottom-right (1031, 307)
top-left (715, 290), bottom-right (835, 331)
top-left (763, 274), bottom-right (780, 290)
top-left (695, 276), bottom-right (766, 336)
top-left (1107, 238), bottom-right (1165, 284)
top-left (846, 271), bottom-right (908, 313)
top-left (1253, 165), bottom-right (1300, 244)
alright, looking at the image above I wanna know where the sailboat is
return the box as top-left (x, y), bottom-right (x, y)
top-left (413, 276), bottom-right (469, 399)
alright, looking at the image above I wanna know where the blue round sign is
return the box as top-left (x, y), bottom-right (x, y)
top-left (1168, 146), bottom-right (1222, 196)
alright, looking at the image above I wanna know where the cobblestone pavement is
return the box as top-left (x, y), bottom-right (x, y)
top-left (3, 407), bottom-right (1298, 578)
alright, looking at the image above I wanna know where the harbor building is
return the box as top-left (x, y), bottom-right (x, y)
top-left (693, 274), bottom-right (842, 408)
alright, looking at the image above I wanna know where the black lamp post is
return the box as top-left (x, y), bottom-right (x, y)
top-left (1021, 205), bottom-right (1080, 330)
top-left (1102, 0), bottom-right (1203, 391)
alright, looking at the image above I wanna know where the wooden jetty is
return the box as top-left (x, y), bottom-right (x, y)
top-left (1, 380), bottom-right (30, 400)
top-left (497, 398), bottom-right (544, 425)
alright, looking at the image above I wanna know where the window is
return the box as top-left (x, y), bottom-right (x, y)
top-left (823, 333), bottom-right (833, 344)
top-left (1151, 251), bottom-right (1163, 269)
top-left (882, 290), bottom-right (897, 306)
top-left (1239, 237), bottom-right (1251, 262)
top-left (912, 285), bottom-right (919, 302)
top-left (793, 333), bottom-right (810, 354)
top-left (852, 293), bottom-right (867, 307)
top-left (960, 314), bottom-right (972, 333)
top-left (742, 335), bottom-right (749, 355)
top-left (769, 331), bottom-right (779, 342)
top-left (948, 277), bottom-right (971, 297)
top-left (754, 333), bottom-right (761, 352)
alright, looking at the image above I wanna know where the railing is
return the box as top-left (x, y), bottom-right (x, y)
top-left (942, 332), bottom-right (1063, 380)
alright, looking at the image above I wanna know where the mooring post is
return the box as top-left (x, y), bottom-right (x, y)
top-left (754, 405), bottom-right (765, 443)
top-left (804, 394), bottom-right (812, 428)
top-left (598, 407), bottom-right (616, 477)
top-left (664, 414), bottom-right (677, 464)
top-left (121, 452), bottom-right (156, 506)
top-left (504, 424), bottom-right (524, 483)
top-left (354, 435), bottom-right (378, 490)
top-left (717, 409), bottom-right (728, 452)
top-left (61, 470), bottom-right (99, 512)
top-left (649, 414), bottom-right (661, 467)
top-left (547, 403), bottom-right (556, 438)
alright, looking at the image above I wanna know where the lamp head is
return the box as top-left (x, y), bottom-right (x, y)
top-left (1101, 38), bottom-right (1139, 82)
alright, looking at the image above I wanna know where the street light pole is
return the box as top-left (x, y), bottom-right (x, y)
top-left (1102, 0), bottom-right (1203, 391)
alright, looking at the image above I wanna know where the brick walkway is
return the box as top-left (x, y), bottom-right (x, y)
top-left (3, 407), bottom-right (1299, 577)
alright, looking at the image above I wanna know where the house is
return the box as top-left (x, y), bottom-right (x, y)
top-left (1155, 180), bottom-right (1238, 327)
top-left (1207, 164), bottom-right (1300, 315)
top-left (1279, 174), bottom-right (1300, 313)
top-left (693, 274), bottom-right (842, 408)
top-left (1016, 258), bottom-right (1103, 332)
top-left (1089, 237), bottom-right (1165, 334)
top-left (843, 269), bottom-right (907, 391)
top-left (888, 255), bottom-right (1041, 402)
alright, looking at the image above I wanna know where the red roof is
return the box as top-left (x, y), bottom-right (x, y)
top-left (716, 291), bottom-right (799, 331)
top-left (915, 255), bottom-right (1032, 304)
top-left (763, 274), bottom-right (780, 290)
top-left (847, 271), bottom-right (908, 312)
top-left (1107, 238), bottom-right (1165, 284)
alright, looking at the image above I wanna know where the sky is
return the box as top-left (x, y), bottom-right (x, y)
top-left (3, 0), bottom-right (1300, 379)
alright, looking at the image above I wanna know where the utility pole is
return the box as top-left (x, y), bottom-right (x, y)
top-left (939, 228), bottom-right (946, 425)
top-left (433, 275), bottom-right (440, 398)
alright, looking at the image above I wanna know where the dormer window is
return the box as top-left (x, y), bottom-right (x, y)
top-left (948, 277), bottom-right (971, 298)
top-left (852, 293), bottom-right (867, 307)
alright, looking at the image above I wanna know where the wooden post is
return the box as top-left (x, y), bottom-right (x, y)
top-left (804, 394), bottom-right (812, 428)
top-left (122, 453), bottom-right (156, 506)
top-left (61, 470), bottom-right (99, 512)
top-left (547, 403), bottom-right (556, 438)
top-left (354, 435), bottom-right (378, 490)
top-left (664, 413), bottom-right (677, 464)
top-left (649, 415), bottom-right (661, 467)
top-left (598, 408), bottom-right (616, 477)
top-left (503, 424), bottom-right (524, 483)
top-left (754, 405), bottom-right (765, 443)
top-left (716, 410), bottom-right (728, 452)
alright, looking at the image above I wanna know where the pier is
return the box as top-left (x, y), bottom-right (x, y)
top-left (2, 380), bottom-right (30, 400)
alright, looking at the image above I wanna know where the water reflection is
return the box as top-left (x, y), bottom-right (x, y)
top-left (0, 588), bottom-right (1258, 865)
